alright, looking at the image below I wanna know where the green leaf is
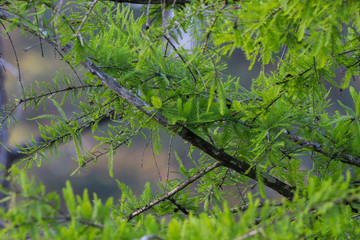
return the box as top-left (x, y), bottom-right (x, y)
top-left (28, 114), bottom-right (64, 121)
top-left (80, 189), bottom-right (93, 220)
top-left (51, 99), bottom-right (68, 121)
top-left (63, 181), bottom-right (76, 216)
top-left (216, 78), bottom-right (227, 116)
top-left (108, 146), bottom-right (114, 178)
top-left (232, 100), bottom-right (242, 112)
top-left (151, 96), bottom-right (162, 109)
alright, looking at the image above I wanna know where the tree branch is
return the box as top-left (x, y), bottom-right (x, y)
top-left (80, 49), bottom-right (295, 198)
top-left (284, 130), bottom-right (360, 167)
top-left (8, 109), bottom-right (115, 164)
top-left (126, 161), bottom-right (222, 220)
top-left (0, 8), bottom-right (295, 199)
top-left (168, 197), bottom-right (189, 215)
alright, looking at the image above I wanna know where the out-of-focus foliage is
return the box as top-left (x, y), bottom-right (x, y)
top-left (1, 169), bottom-right (360, 239)
top-left (1, 0), bottom-right (360, 238)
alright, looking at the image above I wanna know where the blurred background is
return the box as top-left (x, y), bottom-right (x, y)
top-left (0, 4), bottom-right (355, 204)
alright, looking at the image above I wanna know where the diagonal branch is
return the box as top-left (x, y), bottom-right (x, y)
top-left (168, 197), bottom-right (189, 215)
top-left (284, 130), bottom-right (360, 167)
top-left (80, 49), bottom-right (295, 198)
top-left (0, 8), bottom-right (295, 199)
top-left (8, 112), bottom-right (113, 163)
top-left (126, 161), bottom-right (222, 220)
top-left (74, 0), bottom-right (99, 44)
top-left (1, 84), bottom-right (101, 126)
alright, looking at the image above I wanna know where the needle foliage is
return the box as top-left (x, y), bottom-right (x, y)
top-left (1, 0), bottom-right (360, 239)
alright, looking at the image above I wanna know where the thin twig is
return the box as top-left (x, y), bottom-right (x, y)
top-left (126, 161), bottom-right (222, 220)
top-left (81, 122), bottom-right (139, 168)
top-left (168, 197), bottom-right (189, 215)
top-left (141, 137), bottom-right (151, 168)
top-left (231, 202), bottom-right (282, 213)
top-left (32, 4), bottom-right (44, 57)
top-left (283, 130), bottom-right (360, 167)
top-left (146, 0), bottom-right (151, 29)
top-left (151, 131), bottom-right (162, 181)
top-left (250, 91), bottom-right (285, 123)
top-left (202, 2), bottom-right (227, 54)
top-left (74, 0), bottom-right (99, 45)
top-left (23, 42), bottom-right (41, 52)
top-left (9, 108), bottom-right (114, 166)
top-left (163, 35), bottom-right (197, 82)
top-left (1, 84), bottom-right (101, 126)
top-left (52, 0), bottom-right (64, 46)
top-left (167, 135), bottom-right (173, 180)
top-left (0, 21), bottom-right (24, 96)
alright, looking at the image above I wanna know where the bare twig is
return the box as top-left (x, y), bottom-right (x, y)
top-left (31, 4), bottom-right (44, 57)
top-left (250, 91), bottom-right (285, 123)
top-left (202, 2), bottom-right (227, 54)
top-left (52, 0), bottom-right (64, 46)
top-left (0, 21), bottom-right (24, 96)
top-left (168, 197), bottom-right (189, 215)
top-left (163, 35), bottom-right (197, 82)
top-left (141, 137), bottom-right (151, 168)
top-left (74, 0), bottom-right (99, 44)
top-left (145, 0), bottom-right (152, 29)
top-left (23, 42), bottom-right (41, 52)
top-left (231, 202), bottom-right (282, 213)
top-left (81, 122), bottom-right (140, 168)
top-left (1, 84), bottom-right (101, 126)
top-left (150, 131), bottom-right (162, 181)
top-left (167, 135), bottom-right (172, 180)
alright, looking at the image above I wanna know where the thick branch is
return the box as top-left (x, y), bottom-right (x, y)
top-left (0, 8), bottom-right (295, 199)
